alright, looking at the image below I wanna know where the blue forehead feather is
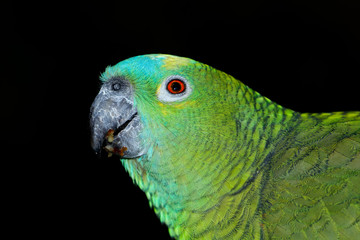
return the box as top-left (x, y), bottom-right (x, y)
top-left (100, 54), bottom-right (170, 82)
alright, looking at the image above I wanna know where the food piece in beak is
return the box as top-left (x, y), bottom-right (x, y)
top-left (103, 129), bottom-right (128, 157)
top-left (105, 129), bottom-right (115, 143)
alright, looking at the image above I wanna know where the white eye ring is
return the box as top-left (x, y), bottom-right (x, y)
top-left (157, 75), bottom-right (192, 103)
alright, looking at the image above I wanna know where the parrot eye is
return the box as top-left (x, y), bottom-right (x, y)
top-left (167, 79), bottom-right (186, 94)
top-left (112, 83), bottom-right (121, 91)
top-left (157, 75), bottom-right (192, 103)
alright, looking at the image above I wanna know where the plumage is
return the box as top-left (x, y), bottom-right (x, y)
top-left (90, 54), bottom-right (360, 239)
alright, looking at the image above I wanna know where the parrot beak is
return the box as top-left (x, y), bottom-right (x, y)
top-left (90, 83), bottom-right (146, 159)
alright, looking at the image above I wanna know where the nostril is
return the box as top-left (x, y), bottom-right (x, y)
top-left (112, 83), bottom-right (121, 91)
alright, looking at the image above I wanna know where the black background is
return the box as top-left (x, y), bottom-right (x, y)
top-left (6, 1), bottom-right (359, 239)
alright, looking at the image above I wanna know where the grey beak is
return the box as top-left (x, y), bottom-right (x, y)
top-left (90, 79), bottom-right (145, 158)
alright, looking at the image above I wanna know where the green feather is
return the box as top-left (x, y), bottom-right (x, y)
top-left (101, 54), bottom-right (359, 239)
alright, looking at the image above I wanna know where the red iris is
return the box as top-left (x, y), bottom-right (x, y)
top-left (167, 79), bottom-right (186, 94)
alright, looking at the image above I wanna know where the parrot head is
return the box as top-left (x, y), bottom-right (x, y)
top-left (90, 54), bottom-right (241, 164)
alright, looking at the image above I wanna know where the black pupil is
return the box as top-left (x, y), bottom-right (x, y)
top-left (171, 82), bottom-right (182, 92)
top-left (112, 83), bottom-right (121, 91)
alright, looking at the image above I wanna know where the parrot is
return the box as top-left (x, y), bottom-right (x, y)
top-left (90, 54), bottom-right (360, 239)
